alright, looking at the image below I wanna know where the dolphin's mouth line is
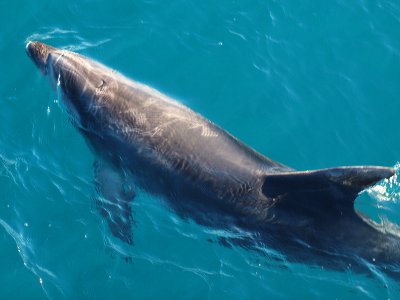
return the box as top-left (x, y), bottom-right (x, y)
top-left (55, 50), bottom-right (66, 64)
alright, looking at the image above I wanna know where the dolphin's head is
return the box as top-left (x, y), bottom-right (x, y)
top-left (26, 41), bottom-right (112, 126)
top-left (26, 41), bottom-right (57, 74)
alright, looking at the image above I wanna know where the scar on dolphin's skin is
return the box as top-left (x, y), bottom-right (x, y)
top-left (26, 41), bottom-right (399, 279)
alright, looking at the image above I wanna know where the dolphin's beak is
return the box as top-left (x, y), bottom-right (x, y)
top-left (26, 41), bottom-right (56, 74)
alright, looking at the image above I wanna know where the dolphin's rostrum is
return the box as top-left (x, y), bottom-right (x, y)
top-left (26, 41), bottom-right (399, 278)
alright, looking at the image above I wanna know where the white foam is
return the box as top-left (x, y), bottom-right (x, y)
top-left (366, 162), bottom-right (400, 202)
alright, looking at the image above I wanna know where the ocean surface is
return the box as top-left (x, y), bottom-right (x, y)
top-left (1, 0), bottom-right (400, 299)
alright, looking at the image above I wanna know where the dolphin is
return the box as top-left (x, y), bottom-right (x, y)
top-left (26, 41), bottom-right (399, 278)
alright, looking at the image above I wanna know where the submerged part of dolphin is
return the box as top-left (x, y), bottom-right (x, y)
top-left (26, 41), bottom-right (399, 278)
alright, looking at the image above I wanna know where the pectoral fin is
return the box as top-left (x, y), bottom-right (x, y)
top-left (94, 161), bottom-right (136, 245)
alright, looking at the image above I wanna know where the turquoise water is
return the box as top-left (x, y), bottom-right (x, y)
top-left (1, 0), bottom-right (400, 298)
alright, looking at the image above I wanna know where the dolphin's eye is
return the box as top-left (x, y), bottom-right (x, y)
top-left (97, 79), bottom-right (106, 89)
top-left (95, 79), bottom-right (108, 97)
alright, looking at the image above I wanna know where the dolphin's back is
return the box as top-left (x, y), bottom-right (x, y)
top-left (123, 78), bottom-right (288, 171)
top-left (88, 74), bottom-right (290, 195)
top-left (87, 70), bottom-right (395, 207)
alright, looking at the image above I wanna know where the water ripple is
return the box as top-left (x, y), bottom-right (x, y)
top-left (25, 28), bottom-right (111, 52)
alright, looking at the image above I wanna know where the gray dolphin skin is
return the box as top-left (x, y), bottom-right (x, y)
top-left (26, 41), bottom-right (399, 278)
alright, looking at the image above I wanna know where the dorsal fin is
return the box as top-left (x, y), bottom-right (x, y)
top-left (262, 166), bottom-right (395, 217)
